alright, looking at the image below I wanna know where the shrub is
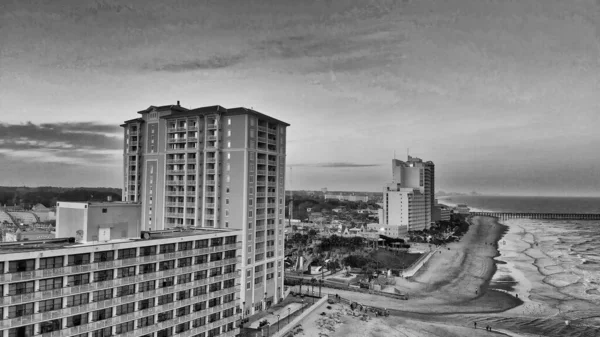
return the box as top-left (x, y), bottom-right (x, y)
top-left (259, 319), bottom-right (269, 327)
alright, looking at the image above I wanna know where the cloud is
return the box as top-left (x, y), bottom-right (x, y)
top-left (290, 162), bottom-right (381, 168)
top-left (0, 122), bottom-right (122, 166)
top-left (154, 54), bottom-right (246, 72)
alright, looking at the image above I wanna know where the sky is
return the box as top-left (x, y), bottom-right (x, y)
top-left (0, 0), bottom-right (599, 196)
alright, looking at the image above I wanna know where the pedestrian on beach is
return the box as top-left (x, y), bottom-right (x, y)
top-left (474, 322), bottom-right (477, 329)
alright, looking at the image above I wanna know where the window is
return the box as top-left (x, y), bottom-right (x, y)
top-left (176, 305), bottom-right (190, 317)
top-left (102, 208), bottom-right (107, 213)
top-left (227, 118), bottom-right (231, 125)
top-left (93, 327), bottom-right (112, 337)
top-left (158, 294), bottom-right (174, 305)
top-left (93, 289), bottom-right (113, 302)
top-left (92, 308), bottom-right (113, 322)
top-left (177, 273), bottom-right (192, 284)
top-left (9, 325), bottom-right (34, 337)
top-left (117, 284), bottom-right (135, 296)
top-left (39, 298), bottom-right (62, 312)
top-left (94, 251), bottom-right (114, 262)
top-left (138, 298), bottom-right (155, 310)
top-left (225, 221), bottom-right (229, 228)
top-left (225, 210), bottom-right (229, 217)
top-left (195, 255), bottom-right (208, 265)
top-left (177, 289), bottom-right (191, 300)
top-left (225, 198), bottom-right (229, 205)
top-left (193, 301), bottom-right (206, 312)
top-left (193, 285), bottom-right (207, 296)
top-left (138, 315), bottom-right (155, 328)
top-left (227, 130), bottom-right (231, 137)
top-left (140, 246), bottom-right (157, 256)
top-left (157, 327), bottom-right (173, 337)
top-left (66, 293), bottom-right (89, 307)
top-left (227, 141), bottom-right (231, 148)
top-left (160, 260), bottom-right (175, 271)
top-left (179, 241), bottom-right (193, 251)
top-left (116, 303), bottom-right (135, 316)
top-left (94, 270), bottom-right (113, 282)
top-left (67, 313), bottom-right (89, 327)
top-left (140, 263), bottom-right (156, 274)
top-left (160, 243), bottom-right (176, 254)
top-left (118, 248), bottom-right (136, 260)
top-left (226, 163), bottom-right (230, 171)
top-left (39, 256), bottom-right (63, 269)
top-left (194, 270), bottom-right (207, 280)
top-left (115, 321), bottom-right (134, 334)
top-left (8, 303), bottom-right (34, 318)
top-left (195, 239), bottom-right (209, 249)
top-left (246, 281), bottom-right (251, 290)
top-left (249, 210), bottom-right (253, 217)
top-left (118, 266), bottom-right (136, 278)
top-left (210, 252), bottom-right (222, 262)
top-left (159, 277), bottom-right (175, 288)
top-left (157, 310), bottom-right (173, 322)
top-left (68, 253), bottom-right (90, 265)
top-left (39, 277), bottom-right (62, 291)
top-left (178, 257), bottom-right (192, 268)
top-left (9, 281), bottom-right (34, 295)
top-left (227, 153), bottom-right (231, 159)
top-left (192, 316), bottom-right (206, 328)
top-left (138, 280), bottom-right (156, 293)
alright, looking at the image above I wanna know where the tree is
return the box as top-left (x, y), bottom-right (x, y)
top-left (308, 229), bottom-right (318, 237)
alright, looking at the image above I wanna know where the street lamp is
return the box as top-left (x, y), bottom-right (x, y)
top-left (264, 292), bottom-right (268, 310)
top-left (242, 301), bottom-right (246, 321)
top-left (288, 308), bottom-right (291, 324)
top-left (277, 314), bottom-right (280, 332)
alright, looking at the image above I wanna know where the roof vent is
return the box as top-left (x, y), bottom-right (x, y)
top-left (177, 100), bottom-right (180, 106)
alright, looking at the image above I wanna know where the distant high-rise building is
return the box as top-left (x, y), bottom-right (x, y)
top-left (379, 156), bottom-right (435, 234)
top-left (121, 104), bottom-right (289, 315)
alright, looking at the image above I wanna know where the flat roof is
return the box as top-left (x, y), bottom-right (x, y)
top-left (0, 228), bottom-right (241, 255)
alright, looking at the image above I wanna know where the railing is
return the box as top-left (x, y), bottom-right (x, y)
top-left (166, 202), bottom-right (185, 207)
top-left (128, 131), bottom-right (138, 136)
top-left (206, 169), bottom-right (216, 174)
top-left (256, 214), bottom-right (266, 220)
top-left (187, 137), bottom-right (198, 142)
top-left (257, 126), bottom-right (267, 132)
top-left (205, 192), bottom-right (215, 197)
top-left (0, 258), bottom-right (242, 307)
top-left (268, 138), bottom-right (277, 144)
top-left (256, 181), bottom-right (266, 186)
top-left (186, 191), bottom-right (196, 196)
top-left (205, 214), bottom-right (215, 220)
top-left (256, 192), bottom-right (266, 197)
top-left (166, 213), bottom-right (184, 218)
top-left (257, 137), bottom-right (267, 143)
top-left (167, 170), bottom-right (185, 175)
top-left (256, 170), bottom-right (266, 175)
top-left (187, 170), bottom-right (197, 175)
top-left (268, 171), bottom-right (277, 176)
top-left (207, 124), bottom-right (217, 130)
top-left (267, 128), bottom-right (277, 134)
top-left (167, 159), bottom-right (186, 164)
top-left (257, 159), bottom-right (266, 164)
top-left (267, 203), bottom-right (276, 208)
top-left (166, 191), bottom-right (185, 196)
top-left (268, 160), bottom-right (277, 165)
top-left (267, 214), bottom-right (276, 219)
top-left (266, 235), bottom-right (275, 242)
top-left (267, 192), bottom-right (276, 197)
top-left (256, 203), bottom-right (266, 208)
top-left (206, 180), bottom-right (216, 185)
top-left (167, 181), bottom-right (185, 186)
top-left (207, 136), bottom-right (217, 141)
top-left (205, 203), bottom-right (215, 208)
top-left (206, 158), bottom-right (216, 163)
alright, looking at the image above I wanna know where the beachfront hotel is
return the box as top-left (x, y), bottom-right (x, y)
top-left (120, 103), bottom-right (289, 316)
top-left (377, 157), bottom-right (435, 235)
top-left (0, 204), bottom-right (242, 337)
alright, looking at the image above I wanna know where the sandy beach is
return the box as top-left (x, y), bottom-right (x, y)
top-left (285, 216), bottom-right (600, 337)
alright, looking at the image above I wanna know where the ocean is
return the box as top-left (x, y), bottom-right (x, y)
top-left (437, 195), bottom-right (600, 214)
top-left (440, 195), bottom-right (600, 336)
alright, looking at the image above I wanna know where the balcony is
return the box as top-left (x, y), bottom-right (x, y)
top-left (166, 190), bottom-right (185, 196)
top-left (267, 192), bottom-right (276, 197)
top-left (186, 191), bottom-right (196, 196)
top-left (258, 126), bottom-right (267, 132)
top-left (206, 158), bottom-right (216, 163)
top-left (186, 179), bottom-right (196, 184)
top-left (167, 170), bottom-right (185, 175)
top-left (205, 214), bottom-right (215, 220)
top-left (256, 213), bottom-right (265, 220)
top-left (256, 236), bottom-right (265, 243)
top-left (205, 203), bottom-right (215, 208)
top-left (268, 171), bottom-right (277, 176)
top-left (167, 181), bottom-right (185, 186)
top-left (267, 214), bottom-right (276, 219)
top-left (166, 202), bottom-right (184, 207)
top-left (187, 169), bottom-right (197, 175)
top-left (206, 180), bottom-right (215, 185)
top-left (166, 213), bottom-right (184, 218)
top-left (267, 235), bottom-right (276, 241)
top-left (207, 124), bottom-right (217, 130)
top-left (188, 125), bottom-right (198, 131)
top-left (129, 131), bottom-right (138, 136)
top-left (167, 159), bottom-right (186, 164)
top-left (255, 192), bottom-right (266, 197)
top-left (257, 159), bottom-right (266, 164)
top-left (256, 181), bottom-right (266, 186)
top-left (267, 203), bottom-right (276, 208)
top-left (268, 181), bottom-right (277, 187)
top-left (268, 138), bottom-right (277, 144)
top-left (256, 203), bottom-right (266, 208)
top-left (256, 170), bottom-right (266, 175)
top-left (257, 136), bottom-right (267, 143)
top-left (267, 128), bottom-right (277, 135)
top-left (206, 169), bottom-right (215, 174)
top-left (205, 192), bottom-right (215, 197)
top-left (207, 135), bottom-right (217, 141)
top-left (268, 160), bottom-right (277, 166)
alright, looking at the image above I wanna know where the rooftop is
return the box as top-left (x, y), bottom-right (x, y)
top-left (0, 227), bottom-right (240, 255)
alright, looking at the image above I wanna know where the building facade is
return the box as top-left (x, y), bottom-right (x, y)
top-left (121, 104), bottom-right (288, 316)
top-left (378, 157), bottom-right (435, 233)
top-left (323, 193), bottom-right (369, 202)
top-left (0, 228), bottom-right (242, 337)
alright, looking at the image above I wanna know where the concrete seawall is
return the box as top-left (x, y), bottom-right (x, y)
top-left (402, 248), bottom-right (438, 278)
top-left (271, 296), bottom-right (329, 337)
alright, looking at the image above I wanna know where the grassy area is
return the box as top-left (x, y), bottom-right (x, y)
top-left (369, 249), bottom-right (422, 270)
